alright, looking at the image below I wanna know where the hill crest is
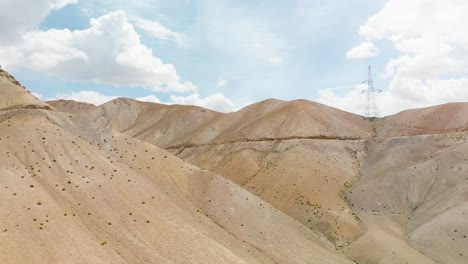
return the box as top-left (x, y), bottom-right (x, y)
top-left (0, 68), bottom-right (54, 111)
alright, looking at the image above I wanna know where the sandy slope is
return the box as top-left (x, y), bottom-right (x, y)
top-left (1, 71), bottom-right (351, 263)
top-left (50, 98), bottom-right (374, 246)
top-left (48, 99), bottom-right (97, 114)
top-left (376, 102), bottom-right (468, 137)
top-left (172, 139), bottom-right (366, 246)
top-left (346, 127), bottom-right (468, 263)
top-left (0, 110), bottom-right (264, 263)
top-left (164, 99), bottom-right (373, 246)
top-left (0, 67), bottom-right (53, 111)
top-left (46, 88), bottom-right (468, 263)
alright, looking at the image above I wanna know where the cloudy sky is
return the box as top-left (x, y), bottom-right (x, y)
top-left (1, 0), bottom-right (467, 116)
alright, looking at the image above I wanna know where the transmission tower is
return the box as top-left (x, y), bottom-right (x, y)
top-left (362, 66), bottom-right (382, 118)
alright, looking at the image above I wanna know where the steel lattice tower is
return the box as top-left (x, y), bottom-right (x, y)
top-left (362, 66), bottom-right (381, 118)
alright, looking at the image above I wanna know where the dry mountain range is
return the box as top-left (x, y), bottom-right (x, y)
top-left (1, 67), bottom-right (467, 263)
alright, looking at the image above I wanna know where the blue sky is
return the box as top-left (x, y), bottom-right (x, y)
top-left (1, 0), bottom-right (468, 115)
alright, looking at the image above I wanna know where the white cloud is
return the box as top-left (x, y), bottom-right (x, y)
top-left (139, 93), bottom-right (238, 112)
top-left (346, 42), bottom-right (379, 59)
top-left (31, 92), bottom-right (43, 100)
top-left (359, 0), bottom-right (468, 78)
top-left (51, 90), bottom-right (118, 106)
top-left (134, 18), bottom-right (184, 47)
top-left (0, 0), bottom-right (77, 44)
top-left (0, 11), bottom-right (196, 92)
top-left (319, 77), bottom-right (468, 117)
top-left (217, 79), bottom-right (228, 87)
top-left (50, 0), bottom-right (78, 9)
top-left (135, 95), bottom-right (162, 103)
top-left (318, 83), bottom-right (379, 116)
top-left (269, 57), bottom-right (284, 65)
top-left (170, 93), bottom-right (236, 113)
top-left (332, 0), bottom-right (468, 116)
top-left (51, 91), bottom-right (238, 113)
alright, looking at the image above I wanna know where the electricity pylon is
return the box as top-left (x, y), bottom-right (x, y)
top-left (362, 66), bottom-right (382, 118)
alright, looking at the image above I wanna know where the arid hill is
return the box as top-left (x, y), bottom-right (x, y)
top-left (376, 102), bottom-right (468, 137)
top-left (50, 98), bottom-right (374, 147)
top-left (50, 98), bottom-right (223, 149)
top-left (345, 104), bottom-right (468, 263)
top-left (0, 67), bottom-right (53, 111)
top-left (1, 70), bottom-right (353, 263)
top-left (49, 97), bottom-right (468, 263)
top-left (51, 98), bottom-right (376, 246)
top-left (47, 99), bottom-right (97, 114)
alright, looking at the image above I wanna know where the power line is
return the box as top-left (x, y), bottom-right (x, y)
top-left (361, 66), bottom-right (382, 118)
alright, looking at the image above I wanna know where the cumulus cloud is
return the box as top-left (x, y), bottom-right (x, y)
top-left (319, 77), bottom-right (468, 116)
top-left (328, 0), bottom-right (468, 116)
top-left (0, 11), bottom-right (196, 92)
top-left (360, 0), bottom-right (468, 79)
top-left (346, 42), bottom-right (379, 59)
top-left (138, 93), bottom-right (237, 112)
top-left (135, 95), bottom-right (162, 103)
top-left (51, 0), bottom-right (78, 9)
top-left (51, 90), bottom-right (237, 112)
top-left (51, 90), bottom-right (118, 106)
top-left (318, 84), bottom-right (367, 115)
top-left (134, 18), bottom-right (184, 47)
top-left (0, 0), bottom-right (77, 44)
top-left (319, 84), bottom-right (419, 117)
top-left (170, 93), bottom-right (235, 113)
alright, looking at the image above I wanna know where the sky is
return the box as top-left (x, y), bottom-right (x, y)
top-left (1, 0), bottom-right (468, 116)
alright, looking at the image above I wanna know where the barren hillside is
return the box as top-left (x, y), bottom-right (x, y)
top-left (50, 97), bottom-right (468, 263)
top-left (345, 107), bottom-right (468, 263)
top-left (0, 67), bottom-right (53, 111)
top-left (51, 98), bottom-right (374, 147)
top-left (48, 99), bottom-right (97, 114)
top-left (1, 70), bottom-right (353, 264)
top-left (48, 98), bottom-right (376, 247)
top-left (50, 98), bottom-right (224, 149)
top-left (376, 102), bottom-right (468, 137)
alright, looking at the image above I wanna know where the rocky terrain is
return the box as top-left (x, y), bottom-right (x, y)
top-left (1, 66), bottom-right (466, 263)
